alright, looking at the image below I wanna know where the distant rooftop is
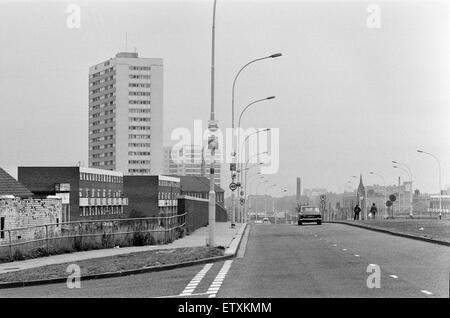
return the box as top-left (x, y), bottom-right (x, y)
top-left (170, 175), bottom-right (224, 193)
top-left (0, 167), bottom-right (33, 198)
top-left (115, 52), bottom-right (139, 58)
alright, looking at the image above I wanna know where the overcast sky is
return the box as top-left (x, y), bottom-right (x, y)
top-left (0, 0), bottom-right (449, 196)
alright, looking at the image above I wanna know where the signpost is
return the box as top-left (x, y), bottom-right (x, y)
top-left (229, 182), bottom-right (237, 192)
top-left (387, 195), bottom-right (396, 219)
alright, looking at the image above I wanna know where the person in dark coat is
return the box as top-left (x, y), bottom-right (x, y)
top-left (353, 204), bottom-right (361, 220)
top-left (369, 203), bottom-right (378, 219)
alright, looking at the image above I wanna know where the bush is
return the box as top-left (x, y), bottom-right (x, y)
top-left (101, 233), bottom-right (114, 248)
top-left (73, 236), bottom-right (83, 251)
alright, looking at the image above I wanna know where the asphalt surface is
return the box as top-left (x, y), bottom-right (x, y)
top-left (0, 223), bottom-right (448, 298)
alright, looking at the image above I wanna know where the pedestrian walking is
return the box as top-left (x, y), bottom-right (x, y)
top-left (353, 204), bottom-right (361, 220)
top-left (369, 203), bottom-right (377, 219)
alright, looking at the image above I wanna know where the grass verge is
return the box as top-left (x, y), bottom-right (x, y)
top-left (0, 246), bottom-right (224, 284)
top-left (347, 219), bottom-right (450, 243)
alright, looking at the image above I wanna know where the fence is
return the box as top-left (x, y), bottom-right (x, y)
top-left (322, 207), bottom-right (449, 221)
top-left (0, 213), bottom-right (186, 262)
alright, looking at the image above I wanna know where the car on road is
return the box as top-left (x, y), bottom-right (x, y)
top-left (298, 206), bottom-right (322, 225)
top-left (262, 217), bottom-right (270, 224)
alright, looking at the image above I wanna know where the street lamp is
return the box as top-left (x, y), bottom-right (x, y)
top-left (393, 165), bottom-right (410, 217)
top-left (369, 171), bottom-right (387, 218)
top-left (237, 97), bottom-right (274, 190)
top-left (392, 161), bottom-right (413, 218)
top-left (417, 150), bottom-right (442, 219)
top-left (207, 0), bottom-right (218, 247)
top-left (238, 151), bottom-right (268, 222)
top-left (255, 179), bottom-right (269, 222)
top-left (230, 54), bottom-right (282, 228)
top-left (238, 128), bottom-right (271, 223)
top-left (264, 183), bottom-right (277, 221)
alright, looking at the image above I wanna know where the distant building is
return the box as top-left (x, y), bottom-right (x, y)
top-left (356, 174), bottom-right (366, 218)
top-left (296, 177), bottom-right (301, 204)
top-left (88, 52), bottom-right (164, 175)
top-left (429, 195), bottom-right (450, 215)
top-left (303, 188), bottom-right (327, 198)
top-left (123, 175), bottom-right (227, 219)
top-left (164, 145), bottom-right (221, 186)
top-left (177, 175), bottom-right (225, 205)
top-left (124, 175), bottom-right (181, 217)
top-left (18, 166), bottom-right (128, 222)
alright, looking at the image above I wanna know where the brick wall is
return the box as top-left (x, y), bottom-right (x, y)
top-left (0, 198), bottom-right (62, 244)
top-left (177, 195), bottom-right (228, 234)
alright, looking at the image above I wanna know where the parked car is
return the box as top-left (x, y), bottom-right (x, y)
top-left (298, 206), bottom-right (322, 225)
top-left (262, 217), bottom-right (270, 224)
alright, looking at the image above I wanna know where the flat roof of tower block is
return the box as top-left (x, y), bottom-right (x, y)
top-left (115, 52), bottom-right (139, 58)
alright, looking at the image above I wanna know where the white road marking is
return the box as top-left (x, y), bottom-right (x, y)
top-left (421, 290), bottom-right (433, 295)
top-left (342, 249), bottom-right (347, 251)
top-left (389, 275), bottom-right (398, 279)
top-left (179, 263), bottom-right (213, 296)
top-left (206, 260), bottom-right (233, 297)
top-left (354, 254), bottom-right (360, 257)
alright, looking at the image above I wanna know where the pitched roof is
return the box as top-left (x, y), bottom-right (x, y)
top-left (0, 167), bottom-right (33, 198)
top-left (170, 175), bottom-right (224, 193)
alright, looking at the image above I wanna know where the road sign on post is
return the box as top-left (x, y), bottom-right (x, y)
top-left (229, 182), bottom-right (237, 191)
top-left (240, 198), bottom-right (245, 206)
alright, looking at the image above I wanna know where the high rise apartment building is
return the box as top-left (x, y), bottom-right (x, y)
top-left (163, 144), bottom-right (222, 186)
top-left (88, 52), bottom-right (163, 175)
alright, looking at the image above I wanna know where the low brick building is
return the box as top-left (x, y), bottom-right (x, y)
top-left (18, 166), bottom-right (128, 221)
top-left (124, 175), bottom-right (181, 217)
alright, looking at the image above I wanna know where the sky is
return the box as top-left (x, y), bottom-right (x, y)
top-left (0, 0), bottom-right (449, 197)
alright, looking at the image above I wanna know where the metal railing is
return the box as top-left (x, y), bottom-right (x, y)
top-left (0, 213), bottom-right (186, 261)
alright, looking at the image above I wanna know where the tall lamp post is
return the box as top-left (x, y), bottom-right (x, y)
top-left (242, 164), bottom-right (263, 222)
top-left (392, 161), bottom-right (413, 218)
top-left (255, 179), bottom-right (269, 222)
top-left (240, 150), bottom-right (267, 222)
top-left (237, 105), bottom-right (273, 223)
top-left (230, 53), bottom-right (282, 228)
top-left (207, 0), bottom-right (218, 247)
top-left (248, 175), bottom-right (264, 221)
top-left (264, 183), bottom-right (277, 221)
top-left (369, 171), bottom-right (387, 218)
top-left (239, 129), bottom-right (270, 195)
top-left (417, 150), bottom-right (442, 219)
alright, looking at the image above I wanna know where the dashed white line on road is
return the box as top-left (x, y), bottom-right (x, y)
top-left (206, 260), bottom-right (233, 298)
top-left (389, 275), bottom-right (398, 279)
top-left (354, 254), bottom-right (360, 257)
top-left (179, 263), bottom-right (213, 296)
top-left (421, 290), bottom-right (433, 295)
top-left (342, 249), bottom-right (347, 251)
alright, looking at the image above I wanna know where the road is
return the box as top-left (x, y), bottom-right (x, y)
top-left (0, 223), bottom-right (448, 298)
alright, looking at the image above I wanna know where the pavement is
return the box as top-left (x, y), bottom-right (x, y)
top-left (0, 222), bottom-right (244, 275)
top-left (1, 223), bottom-right (448, 298)
top-left (330, 219), bottom-right (450, 245)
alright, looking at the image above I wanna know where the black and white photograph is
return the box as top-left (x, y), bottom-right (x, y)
top-left (0, 0), bottom-right (449, 305)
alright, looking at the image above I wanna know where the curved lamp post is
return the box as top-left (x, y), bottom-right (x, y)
top-left (230, 54), bottom-right (282, 227)
top-left (255, 179), bottom-right (269, 222)
top-left (417, 150), bottom-right (442, 219)
top-left (392, 161), bottom-right (413, 218)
